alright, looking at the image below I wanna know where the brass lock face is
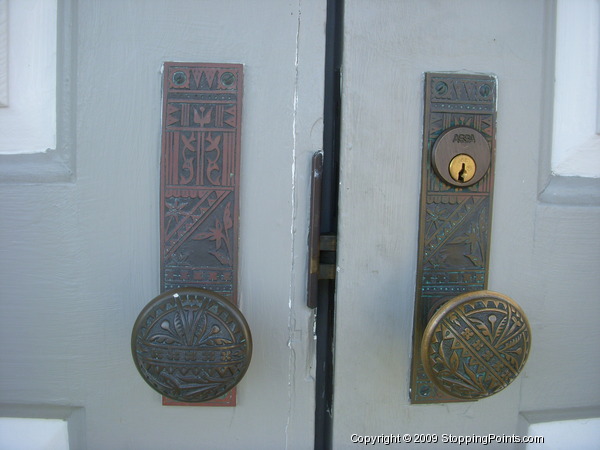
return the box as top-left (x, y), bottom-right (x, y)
top-left (411, 73), bottom-right (502, 404)
top-left (432, 126), bottom-right (491, 187)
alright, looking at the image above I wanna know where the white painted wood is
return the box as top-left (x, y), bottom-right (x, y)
top-left (0, 0), bottom-right (57, 154)
top-left (0, 418), bottom-right (69, 450)
top-left (0, 0), bottom-right (7, 107)
top-left (4, 1), bottom-right (597, 447)
top-left (0, 0), bottom-right (76, 182)
top-left (526, 417), bottom-right (600, 449)
top-left (0, 0), bottom-right (325, 448)
top-left (552, 0), bottom-right (600, 177)
top-left (334, 0), bottom-right (600, 447)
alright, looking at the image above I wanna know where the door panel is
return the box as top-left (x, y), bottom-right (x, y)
top-left (334, 0), bottom-right (600, 446)
top-left (0, 1), bottom-right (325, 448)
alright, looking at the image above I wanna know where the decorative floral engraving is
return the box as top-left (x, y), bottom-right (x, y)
top-left (155, 63), bottom-right (243, 407)
top-left (192, 202), bottom-right (233, 265)
top-left (423, 293), bottom-right (530, 400)
top-left (412, 74), bottom-right (499, 404)
top-left (132, 289), bottom-right (251, 403)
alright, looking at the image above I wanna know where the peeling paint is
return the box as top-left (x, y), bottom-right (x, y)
top-left (286, 1), bottom-right (303, 448)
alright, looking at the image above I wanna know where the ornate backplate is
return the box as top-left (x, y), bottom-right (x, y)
top-left (132, 288), bottom-right (252, 403)
top-left (160, 62), bottom-right (243, 406)
top-left (421, 291), bottom-right (531, 400)
top-left (410, 73), bottom-right (497, 403)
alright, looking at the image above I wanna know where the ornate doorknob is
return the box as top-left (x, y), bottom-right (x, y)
top-left (131, 288), bottom-right (252, 403)
top-left (421, 290), bottom-right (531, 400)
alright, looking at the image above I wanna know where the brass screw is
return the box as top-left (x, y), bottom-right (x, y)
top-left (221, 72), bottom-right (235, 86)
top-left (449, 154), bottom-right (476, 183)
top-left (479, 84), bottom-right (491, 98)
top-left (173, 71), bottom-right (187, 86)
top-left (435, 81), bottom-right (448, 95)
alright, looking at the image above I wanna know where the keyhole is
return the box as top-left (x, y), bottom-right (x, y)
top-left (458, 163), bottom-right (467, 182)
top-left (448, 154), bottom-right (476, 184)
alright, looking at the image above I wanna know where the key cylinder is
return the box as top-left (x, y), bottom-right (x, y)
top-left (431, 126), bottom-right (491, 187)
top-left (449, 154), bottom-right (476, 183)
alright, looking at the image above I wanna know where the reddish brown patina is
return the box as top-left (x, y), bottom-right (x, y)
top-left (160, 63), bottom-right (243, 406)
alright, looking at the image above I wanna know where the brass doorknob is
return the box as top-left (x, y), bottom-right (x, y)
top-left (131, 288), bottom-right (252, 403)
top-left (421, 290), bottom-right (531, 400)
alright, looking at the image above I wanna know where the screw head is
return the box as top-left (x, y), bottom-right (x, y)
top-left (435, 81), bottom-right (448, 96)
top-left (172, 71), bottom-right (187, 86)
top-left (221, 72), bottom-right (235, 87)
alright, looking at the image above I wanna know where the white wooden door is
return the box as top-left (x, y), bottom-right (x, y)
top-left (0, 0), bottom-right (325, 448)
top-left (2, 1), bottom-right (599, 449)
top-left (333, 0), bottom-right (600, 447)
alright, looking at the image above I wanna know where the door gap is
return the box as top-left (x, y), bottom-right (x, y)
top-left (314, 0), bottom-right (343, 449)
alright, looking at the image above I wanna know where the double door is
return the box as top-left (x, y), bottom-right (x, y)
top-left (0, 1), bottom-right (598, 448)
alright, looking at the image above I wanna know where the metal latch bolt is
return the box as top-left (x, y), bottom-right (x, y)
top-left (307, 152), bottom-right (338, 308)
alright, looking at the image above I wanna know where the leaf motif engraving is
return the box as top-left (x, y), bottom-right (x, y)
top-left (174, 312), bottom-right (186, 342)
top-left (502, 333), bottom-right (524, 352)
top-left (503, 353), bottom-right (519, 369)
top-left (469, 317), bottom-right (493, 340)
top-left (165, 198), bottom-right (190, 232)
top-left (223, 202), bottom-right (233, 230)
top-left (192, 202), bottom-right (233, 265)
top-left (149, 334), bottom-right (177, 344)
top-left (450, 350), bottom-right (460, 372)
top-left (463, 363), bottom-right (479, 386)
top-left (194, 314), bottom-right (208, 345)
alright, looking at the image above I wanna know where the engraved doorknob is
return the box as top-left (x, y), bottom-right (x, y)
top-left (421, 290), bottom-right (531, 400)
top-left (131, 288), bottom-right (252, 403)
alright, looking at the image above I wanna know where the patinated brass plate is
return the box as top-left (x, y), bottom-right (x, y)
top-left (159, 62), bottom-right (244, 406)
top-left (411, 73), bottom-right (498, 403)
top-left (132, 288), bottom-right (252, 403)
top-left (161, 62), bottom-right (242, 300)
top-left (421, 290), bottom-right (531, 400)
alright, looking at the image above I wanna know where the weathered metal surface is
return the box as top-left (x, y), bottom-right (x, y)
top-left (160, 62), bottom-right (244, 406)
top-left (158, 62), bottom-right (244, 405)
top-left (132, 288), bottom-right (252, 403)
top-left (410, 73), bottom-right (498, 403)
top-left (307, 152), bottom-right (324, 308)
top-left (307, 152), bottom-right (338, 307)
top-left (421, 290), bottom-right (531, 400)
top-left (161, 63), bottom-right (242, 299)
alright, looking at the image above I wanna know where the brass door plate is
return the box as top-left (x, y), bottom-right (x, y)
top-left (160, 63), bottom-right (243, 406)
top-left (410, 73), bottom-right (497, 403)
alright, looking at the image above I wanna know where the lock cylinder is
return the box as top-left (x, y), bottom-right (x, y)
top-left (431, 126), bottom-right (491, 187)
